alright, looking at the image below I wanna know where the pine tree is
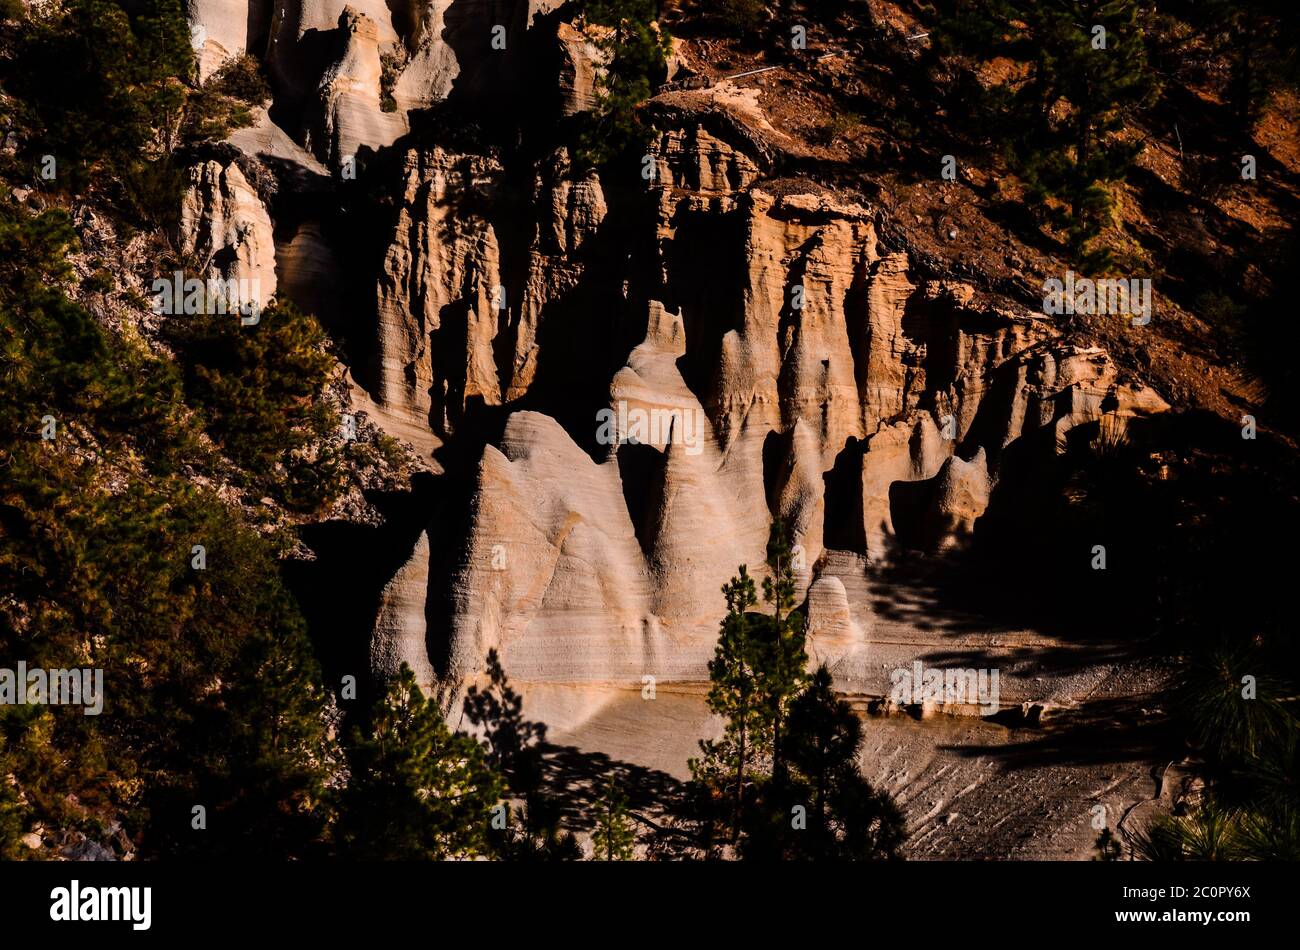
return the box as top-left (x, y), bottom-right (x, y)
top-left (591, 776), bottom-right (636, 860)
top-left (464, 649), bottom-right (580, 859)
top-left (574, 0), bottom-right (673, 166)
top-left (780, 665), bottom-right (905, 860)
top-left (5, 0), bottom-right (193, 217)
top-left (338, 664), bottom-right (502, 859)
top-left (169, 301), bottom-right (344, 512)
top-left (464, 647), bottom-right (548, 794)
top-left (488, 799), bottom-right (584, 861)
top-left (936, 0), bottom-right (1159, 264)
top-left (690, 564), bottom-right (764, 844)
top-left (690, 520), bottom-right (810, 845)
top-left (208, 622), bottom-right (339, 856)
top-left (0, 198), bottom-right (342, 857)
top-left (1198, 0), bottom-right (1300, 134)
top-left (759, 520), bottom-right (809, 782)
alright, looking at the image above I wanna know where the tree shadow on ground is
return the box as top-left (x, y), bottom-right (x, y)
top-left (941, 698), bottom-right (1183, 771)
top-left (537, 743), bottom-right (702, 855)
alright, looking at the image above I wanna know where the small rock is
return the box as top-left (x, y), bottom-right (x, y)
top-left (21, 832), bottom-right (42, 849)
top-left (61, 834), bottom-right (116, 861)
top-left (947, 228), bottom-right (958, 240)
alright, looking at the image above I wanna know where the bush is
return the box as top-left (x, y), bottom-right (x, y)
top-left (3, 0), bottom-right (193, 197)
top-left (169, 301), bottom-right (346, 511)
top-left (380, 50), bottom-right (402, 113)
top-left (0, 202), bottom-right (335, 856)
top-left (574, 0), bottom-right (673, 167)
top-left (182, 54), bottom-right (269, 143)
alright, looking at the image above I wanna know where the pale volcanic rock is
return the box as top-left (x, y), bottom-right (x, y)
top-left (367, 141), bottom-right (608, 429)
top-left (156, 3), bottom-right (1186, 856)
top-left (275, 219), bottom-right (342, 326)
top-left (266, 0), bottom-right (399, 103)
top-left (556, 20), bottom-right (605, 116)
top-left (371, 529), bottom-right (438, 686)
top-left (650, 81), bottom-right (791, 160)
top-left (972, 344), bottom-right (1170, 454)
top-left (389, 0), bottom-right (460, 107)
top-left (774, 211), bottom-right (871, 470)
top-left (228, 106), bottom-right (331, 174)
top-left (315, 8), bottom-right (408, 169)
top-left (390, 1), bottom-right (564, 110)
top-left (545, 154), bottom-right (607, 254)
top-left (179, 159), bottom-right (277, 311)
top-left (921, 448), bottom-right (992, 552)
top-left (712, 189), bottom-right (875, 465)
top-left (198, 34), bottom-right (1173, 708)
top-left (805, 574), bottom-right (866, 664)
top-left (505, 256), bottom-right (582, 399)
top-left (613, 302), bottom-right (768, 632)
top-left (372, 146), bottom-right (505, 434)
top-left (861, 250), bottom-right (917, 431)
top-left (860, 414), bottom-right (949, 558)
top-left (654, 125), bottom-right (762, 195)
top-left (770, 418), bottom-right (828, 590)
top-left (443, 411), bottom-right (658, 692)
top-left (367, 142), bottom-right (1166, 692)
top-left (402, 302), bottom-right (774, 698)
top-left (187, 0), bottom-right (271, 81)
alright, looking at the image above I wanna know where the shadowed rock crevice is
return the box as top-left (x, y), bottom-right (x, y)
top-left (617, 440), bottom-right (667, 559)
top-left (285, 472), bottom-right (442, 707)
top-left (822, 435), bottom-right (866, 554)
top-left (179, 0), bottom-right (1173, 705)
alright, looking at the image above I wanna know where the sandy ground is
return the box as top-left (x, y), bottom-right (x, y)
top-left (533, 681), bottom-right (1170, 859)
top-left (517, 554), bottom-right (1175, 860)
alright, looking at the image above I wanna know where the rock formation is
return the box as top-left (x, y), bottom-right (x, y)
top-left (179, 1), bottom-right (1171, 714)
top-left (178, 158), bottom-right (277, 311)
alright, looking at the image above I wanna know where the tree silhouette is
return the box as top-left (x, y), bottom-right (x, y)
top-left (592, 776), bottom-right (636, 860)
top-left (339, 664), bottom-right (502, 859)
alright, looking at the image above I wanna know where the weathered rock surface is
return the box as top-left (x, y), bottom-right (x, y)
top-left (372, 145), bottom-right (505, 433)
top-left (178, 158), bottom-right (277, 311)
top-left (162, 5), bottom-right (1200, 863)
top-left (356, 101), bottom-right (1168, 702)
top-left (805, 574), bottom-right (866, 663)
top-left (314, 7), bottom-right (408, 169)
top-left (556, 20), bottom-right (605, 115)
top-left (180, 6), bottom-right (1172, 732)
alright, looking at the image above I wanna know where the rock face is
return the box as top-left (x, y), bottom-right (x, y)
top-left (365, 124), bottom-right (1166, 700)
top-left (188, 0), bottom-right (272, 80)
top-left (373, 145), bottom-right (508, 433)
top-left (392, 0), bottom-right (565, 109)
top-left (556, 21), bottom-right (605, 115)
top-left (314, 8), bottom-right (408, 169)
top-left (371, 530), bottom-right (437, 685)
top-left (181, 4), bottom-right (1171, 710)
top-left (178, 158), bottom-right (277, 312)
top-left (805, 575), bottom-right (866, 664)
